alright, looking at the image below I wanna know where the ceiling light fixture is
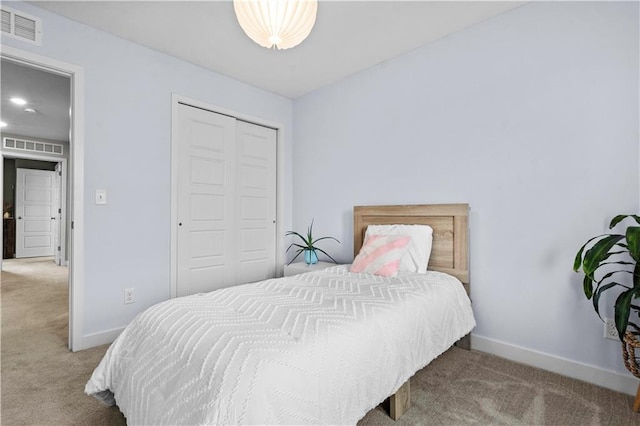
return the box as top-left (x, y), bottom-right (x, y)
top-left (10, 97), bottom-right (27, 105)
top-left (233, 0), bottom-right (317, 50)
top-left (24, 108), bottom-right (37, 113)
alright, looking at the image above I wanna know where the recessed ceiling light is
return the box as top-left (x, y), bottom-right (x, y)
top-left (10, 97), bottom-right (27, 105)
top-left (24, 108), bottom-right (36, 113)
top-left (0, 121), bottom-right (7, 128)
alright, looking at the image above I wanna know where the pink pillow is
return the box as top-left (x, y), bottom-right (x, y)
top-left (350, 235), bottom-right (411, 277)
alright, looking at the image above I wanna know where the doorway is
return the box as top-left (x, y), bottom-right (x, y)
top-left (1, 46), bottom-right (85, 351)
top-left (4, 158), bottom-right (66, 262)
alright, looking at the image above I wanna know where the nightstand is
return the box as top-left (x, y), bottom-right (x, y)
top-left (284, 261), bottom-right (336, 277)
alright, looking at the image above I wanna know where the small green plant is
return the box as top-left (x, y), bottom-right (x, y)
top-left (574, 214), bottom-right (640, 341)
top-left (286, 219), bottom-right (340, 265)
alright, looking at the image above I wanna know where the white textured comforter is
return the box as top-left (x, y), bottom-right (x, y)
top-left (86, 266), bottom-right (475, 425)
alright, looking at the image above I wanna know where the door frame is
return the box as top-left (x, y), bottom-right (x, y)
top-left (169, 94), bottom-right (285, 298)
top-left (10, 158), bottom-right (66, 261)
top-left (54, 162), bottom-right (63, 266)
top-left (0, 46), bottom-right (85, 352)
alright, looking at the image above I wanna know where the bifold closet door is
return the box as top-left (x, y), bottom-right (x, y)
top-left (176, 104), bottom-right (276, 297)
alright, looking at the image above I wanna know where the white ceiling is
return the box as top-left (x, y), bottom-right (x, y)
top-left (1, 59), bottom-right (71, 142)
top-left (30, 0), bottom-right (525, 99)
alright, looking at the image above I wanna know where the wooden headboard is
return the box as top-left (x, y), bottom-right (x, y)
top-left (353, 204), bottom-right (469, 285)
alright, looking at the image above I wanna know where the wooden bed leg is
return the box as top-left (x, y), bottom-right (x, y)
top-left (389, 380), bottom-right (410, 421)
top-left (633, 382), bottom-right (640, 412)
top-left (455, 333), bottom-right (471, 350)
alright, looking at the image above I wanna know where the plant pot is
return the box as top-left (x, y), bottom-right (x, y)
top-left (622, 331), bottom-right (640, 412)
top-left (623, 332), bottom-right (640, 378)
top-left (304, 249), bottom-right (318, 265)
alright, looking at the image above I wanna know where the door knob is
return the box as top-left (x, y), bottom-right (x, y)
top-left (17, 216), bottom-right (22, 220)
top-left (51, 217), bottom-right (56, 220)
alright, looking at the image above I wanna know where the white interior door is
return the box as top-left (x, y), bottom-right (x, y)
top-left (236, 121), bottom-right (277, 283)
top-left (15, 168), bottom-right (57, 258)
top-left (176, 104), bottom-right (277, 297)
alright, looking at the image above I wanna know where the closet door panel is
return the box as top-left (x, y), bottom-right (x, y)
top-left (177, 104), bottom-right (236, 297)
top-left (235, 121), bottom-right (277, 284)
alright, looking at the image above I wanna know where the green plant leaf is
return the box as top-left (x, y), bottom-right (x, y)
top-left (583, 235), bottom-right (625, 276)
top-left (313, 247), bottom-right (339, 264)
top-left (610, 215), bottom-right (640, 229)
top-left (583, 275), bottom-right (594, 299)
top-left (626, 227), bottom-right (640, 263)
top-left (574, 235), bottom-right (625, 271)
top-left (287, 242), bottom-right (313, 252)
top-left (307, 219), bottom-right (314, 242)
top-left (606, 250), bottom-right (629, 257)
top-left (610, 215), bottom-right (629, 229)
top-left (286, 230), bottom-right (312, 247)
top-left (596, 270), bottom-right (632, 285)
top-left (615, 287), bottom-right (640, 341)
top-left (592, 282), bottom-right (618, 320)
top-left (593, 271), bottom-right (632, 295)
top-left (596, 261), bottom-right (635, 268)
top-left (311, 236), bottom-right (340, 245)
top-left (286, 248), bottom-right (304, 265)
top-left (574, 235), bottom-right (604, 272)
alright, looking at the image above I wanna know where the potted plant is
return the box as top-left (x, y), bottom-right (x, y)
top-left (574, 214), bottom-right (640, 341)
top-left (286, 219), bottom-right (340, 265)
top-left (574, 214), bottom-right (640, 340)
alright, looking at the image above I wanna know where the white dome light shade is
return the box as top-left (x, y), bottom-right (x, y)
top-left (233, 0), bottom-right (317, 50)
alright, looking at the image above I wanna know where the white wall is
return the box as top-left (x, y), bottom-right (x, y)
top-left (292, 1), bottom-right (639, 388)
top-left (1, 2), bottom-right (293, 343)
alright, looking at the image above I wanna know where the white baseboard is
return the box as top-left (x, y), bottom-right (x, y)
top-left (81, 327), bottom-right (124, 350)
top-left (472, 335), bottom-right (638, 396)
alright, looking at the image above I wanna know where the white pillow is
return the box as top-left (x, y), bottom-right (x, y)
top-left (364, 224), bottom-right (433, 273)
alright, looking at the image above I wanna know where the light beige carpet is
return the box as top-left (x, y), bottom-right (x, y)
top-left (2, 257), bottom-right (639, 425)
top-left (1, 257), bottom-right (125, 425)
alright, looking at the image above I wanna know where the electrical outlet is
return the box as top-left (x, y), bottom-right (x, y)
top-left (124, 288), bottom-right (135, 304)
top-left (604, 318), bottom-right (618, 340)
top-left (95, 189), bottom-right (107, 205)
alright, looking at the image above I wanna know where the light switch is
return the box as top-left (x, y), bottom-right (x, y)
top-left (95, 189), bottom-right (107, 205)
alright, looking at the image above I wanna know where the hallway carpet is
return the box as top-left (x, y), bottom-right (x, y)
top-left (1, 257), bottom-right (125, 425)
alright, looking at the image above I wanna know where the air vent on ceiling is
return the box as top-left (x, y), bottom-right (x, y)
top-left (3, 137), bottom-right (64, 156)
top-left (0, 6), bottom-right (41, 45)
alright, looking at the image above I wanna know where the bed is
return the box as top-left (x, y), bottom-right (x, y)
top-left (86, 204), bottom-right (475, 424)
